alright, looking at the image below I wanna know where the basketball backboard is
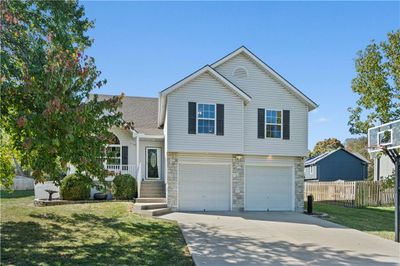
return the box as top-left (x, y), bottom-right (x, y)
top-left (368, 119), bottom-right (400, 156)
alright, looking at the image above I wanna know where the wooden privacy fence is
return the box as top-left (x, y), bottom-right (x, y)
top-left (304, 181), bottom-right (394, 207)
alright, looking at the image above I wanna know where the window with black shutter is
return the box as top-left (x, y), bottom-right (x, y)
top-left (282, 110), bottom-right (290, 140)
top-left (188, 102), bottom-right (196, 134)
top-left (122, 146), bottom-right (128, 165)
top-left (216, 104), bottom-right (224, 136)
top-left (257, 108), bottom-right (265, 138)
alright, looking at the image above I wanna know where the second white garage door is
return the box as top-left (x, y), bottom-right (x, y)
top-left (178, 163), bottom-right (231, 211)
top-left (245, 165), bottom-right (293, 211)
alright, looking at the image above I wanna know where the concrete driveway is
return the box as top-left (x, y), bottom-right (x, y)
top-left (161, 212), bottom-right (400, 266)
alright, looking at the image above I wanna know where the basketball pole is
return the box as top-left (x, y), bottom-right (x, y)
top-left (384, 147), bottom-right (400, 242)
top-left (395, 154), bottom-right (400, 242)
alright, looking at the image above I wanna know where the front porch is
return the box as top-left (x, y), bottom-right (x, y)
top-left (105, 164), bottom-right (169, 216)
top-left (102, 128), bottom-right (170, 215)
top-left (106, 127), bottom-right (166, 199)
top-left (105, 163), bottom-right (166, 199)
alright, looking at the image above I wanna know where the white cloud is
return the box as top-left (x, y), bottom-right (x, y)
top-left (315, 117), bottom-right (328, 123)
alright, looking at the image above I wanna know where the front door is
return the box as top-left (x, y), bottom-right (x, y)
top-left (146, 147), bottom-right (161, 179)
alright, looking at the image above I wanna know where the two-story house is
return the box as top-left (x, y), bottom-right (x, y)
top-left (100, 46), bottom-right (317, 213)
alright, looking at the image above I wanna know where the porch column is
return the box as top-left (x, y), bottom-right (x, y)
top-left (136, 135), bottom-right (140, 177)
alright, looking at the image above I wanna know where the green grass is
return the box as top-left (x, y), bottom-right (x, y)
top-left (1, 191), bottom-right (192, 266)
top-left (313, 202), bottom-right (395, 241)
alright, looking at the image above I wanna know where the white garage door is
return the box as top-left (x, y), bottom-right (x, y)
top-left (245, 166), bottom-right (293, 211)
top-left (178, 164), bottom-right (231, 211)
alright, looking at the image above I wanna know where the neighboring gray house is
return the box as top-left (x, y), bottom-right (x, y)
top-left (374, 155), bottom-right (395, 181)
top-left (304, 148), bottom-right (369, 182)
top-left (52, 47), bottom-right (317, 213)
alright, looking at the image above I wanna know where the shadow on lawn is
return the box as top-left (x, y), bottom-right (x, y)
top-left (1, 212), bottom-right (192, 266)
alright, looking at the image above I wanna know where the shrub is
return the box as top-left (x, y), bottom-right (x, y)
top-left (112, 174), bottom-right (137, 200)
top-left (60, 174), bottom-right (91, 200)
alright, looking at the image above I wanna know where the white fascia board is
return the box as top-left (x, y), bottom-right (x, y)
top-left (158, 65), bottom-right (251, 126)
top-left (136, 134), bottom-right (165, 139)
top-left (212, 46), bottom-right (318, 111)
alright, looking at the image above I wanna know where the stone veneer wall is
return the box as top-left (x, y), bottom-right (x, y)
top-left (167, 152), bottom-right (178, 210)
top-left (232, 154), bottom-right (245, 211)
top-left (294, 157), bottom-right (305, 212)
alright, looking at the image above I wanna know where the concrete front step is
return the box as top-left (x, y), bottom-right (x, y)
top-left (134, 207), bottom-right (171, 217)
top-left (136, 198), bottom-right (166, 203)
top-left (141, 186), bottom-right (165, 190)
top-left (133, 203), bottom-right (168, 211)
top-left (141, 183), bottom-right (164, 187)
top-left (141, 188), bottom-right (165, 191)
top-left (140, 180), bottom-right (165, 198)
top-left (141, 191), bottom-right (165, 195)
top-left (140, 194), bottom-right (166, 198)
top-left (141, 188), bottom-right (165, 192)
top-left (141, 181), bottom-right (164, 185)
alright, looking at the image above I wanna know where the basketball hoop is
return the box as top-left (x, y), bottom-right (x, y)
top-left (368, 119), bottom-right (400, 242)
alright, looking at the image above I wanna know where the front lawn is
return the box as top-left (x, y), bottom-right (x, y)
top-left (0, 190), bottom-right (192, 266)
top-left (313, 202), bottom-right (395, 241)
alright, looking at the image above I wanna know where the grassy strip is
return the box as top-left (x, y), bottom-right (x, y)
top-left (313, 202), bottom-right (395, 241)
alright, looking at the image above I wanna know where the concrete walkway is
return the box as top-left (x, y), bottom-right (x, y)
top-left (161, 212), bottom-right (400, 266)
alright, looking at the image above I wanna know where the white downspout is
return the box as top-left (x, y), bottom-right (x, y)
top-left (136, 134), bottom-right (140, 173)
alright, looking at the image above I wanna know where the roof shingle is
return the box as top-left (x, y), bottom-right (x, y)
top-left (96, 94), bottom-right (162, 136)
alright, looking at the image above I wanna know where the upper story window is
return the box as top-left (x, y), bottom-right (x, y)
top-left (197, 103), bottom-right (216, 134)
top-left (266, 110), bottom-right (282, 138)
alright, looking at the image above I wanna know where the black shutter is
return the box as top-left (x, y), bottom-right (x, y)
top-left (216, 104), bottom-right (224, 136)
top-left (257, 108), bottom-right (265, 139)
top-left (188, 102), bottom-right (196, 134)
top-left (122, 146), bottom-right (128, 164)
top-left (283, 110), bottom-right (290, 140)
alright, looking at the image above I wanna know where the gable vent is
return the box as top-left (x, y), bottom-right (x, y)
top-left (233, 67), bottom-right (248, 79)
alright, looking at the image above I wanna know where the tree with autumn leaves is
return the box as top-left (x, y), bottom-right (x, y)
top-left (1, 1), bottom-right (123, 189)
top-left (308, 138), bottom-right (344, 158)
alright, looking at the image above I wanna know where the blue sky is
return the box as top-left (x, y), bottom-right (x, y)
top-left (82, 1), bottom-right (399, 149)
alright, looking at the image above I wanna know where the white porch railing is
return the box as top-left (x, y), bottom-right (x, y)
top-left (106, 164), bottom-right (137, 177)
top-left (105, 163), bottom-right (143, 198)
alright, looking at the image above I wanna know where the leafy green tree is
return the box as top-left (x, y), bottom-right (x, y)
top-left (0, 0), bottom-right (123, 188)
top-left (380, 169), bottom-right (395, 189)
top-left (348, 30), bottom-right (400, 134)
top-left (0, 132), bottom-right (15, 189)
top-left (344, 137), bottom-right (369, 160)
top-left (309, 138), bottom-right (344, 158)
top-left (344, 136), bottom-right (373, 180)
